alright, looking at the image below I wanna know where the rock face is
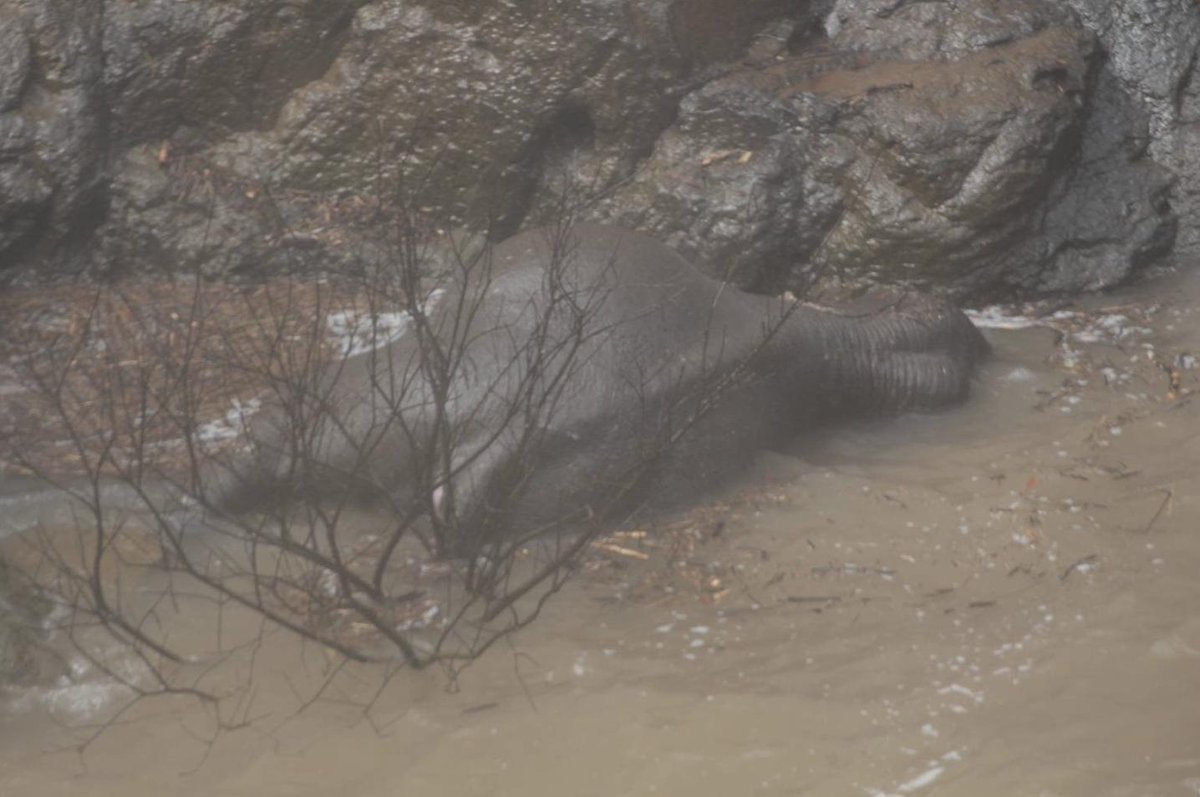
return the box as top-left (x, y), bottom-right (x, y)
top-left (207, 0), bottom-right (803, 237)
top-left (1063, 0), bottom-right (1200, 259)
top-left (103, 0), bottom-right (365, 143)
top-left (0, 0), bottom-right (1197, 297)
top-left (820, 0), bottom-right (1180, 295)
top-left (594, 0), bottom-right (1178, 295)
top-left (0, 0), bottom-right (107, 266)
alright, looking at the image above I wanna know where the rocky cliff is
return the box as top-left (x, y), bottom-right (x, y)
top-left (1, 0), bottom-right (1197, 298)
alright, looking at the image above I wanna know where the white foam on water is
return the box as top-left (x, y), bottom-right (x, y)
top-left (7, 648), bottom-right (137, 721)
top-left (966, 307), bottom-right (1041, 330)
top-left (968, 306), bottom-right (1153, 345)
top-left (897, 766), bottom-right (945, 793)
top-left (326, 310), bottom-right (415, 356)
top-left (34, 679), bottom-right (131, 719)
top-left (196, 396), bottom-right (262, 442)
top-left (326, 289), bottom-right (446, 357)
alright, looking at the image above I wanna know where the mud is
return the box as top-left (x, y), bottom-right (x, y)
top-left (2, 268), bottom-right (1200, 796)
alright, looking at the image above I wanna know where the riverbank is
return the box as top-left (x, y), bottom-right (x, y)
top-left (2, 264), bottom-right (1199, 796)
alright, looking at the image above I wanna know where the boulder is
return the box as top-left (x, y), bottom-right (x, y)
top-left (1022, 67), bottom-right (1176, 293)
top-left (1064, 0), bottom-right (1200, 256)
top-left (98, 145), bottom-right (289, 277)
top-left (592, 0), bottom-right (1177, 296)
top-left (102, 0), bottom-right (366, 142)
top-left (817, 21), bottom-right (1174, 296)
top-left (0, 0), bottom-right (106, 267)
top-left (586, 62), bottom-right (852, 291)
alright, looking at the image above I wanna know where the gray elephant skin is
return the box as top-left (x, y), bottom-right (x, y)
top-left (211, 225), bottom-right (988, 545)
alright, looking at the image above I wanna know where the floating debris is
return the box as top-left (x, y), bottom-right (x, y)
top-left (967, 303), bottom-right (1158, 345)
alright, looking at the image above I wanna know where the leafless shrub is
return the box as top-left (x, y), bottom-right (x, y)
top-left (4, 185), bottom-right (794, 749)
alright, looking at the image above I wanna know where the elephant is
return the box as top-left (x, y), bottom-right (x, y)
top-left (206, 224), bottom-right (988, 550)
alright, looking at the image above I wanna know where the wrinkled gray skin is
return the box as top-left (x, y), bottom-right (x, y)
top-left (215, 226), bottom-right (987, 543)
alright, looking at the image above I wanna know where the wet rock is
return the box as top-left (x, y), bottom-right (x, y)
top-left (0, 0), bottom-right (107, 269)
top-left (594, 0), bottom-right (1177, 297)
top-left (588, 62), bottom-right (852, 290)
top-left (0, 16), bottom-right (32, 113)
top-left (0, 0), bottom-right (1195, 297)
top-left (210, 0), bottom-right (798, 239)
top-left (594, 20), bottom-right (1098, 294)
top-left (1065, 0), bottom-right (1200, 256)
top-left (1065, 0), bottom-right (1200, 149)
top-left (1027, 68), bottom-right (1176, 293)
top-left (0, 0), bottom-right (368, 276)
top-left (95, 145), bottom-right (381, 277)
top-left (824, 0), bottom-right (1074, 61)
top-left (0, 128), bottom-right (53, 259)
top-left (102, 0), bottom-right (365, 142)
top-left (812, 26), bottom-right (1099, 295)
top-left (97, 147), bottom-right (281, 276)
top-left (5, 0), bottom-right (800, 278)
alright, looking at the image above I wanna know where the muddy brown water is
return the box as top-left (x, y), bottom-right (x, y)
top-left (3, 269), bottom-right (1200, 797)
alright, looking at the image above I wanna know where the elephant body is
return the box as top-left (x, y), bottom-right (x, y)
top-left (212, 225), bottom-right (988, 544)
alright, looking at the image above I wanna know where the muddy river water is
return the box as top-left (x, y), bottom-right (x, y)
top-left (2, 267), bottom-right (1200, 796)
